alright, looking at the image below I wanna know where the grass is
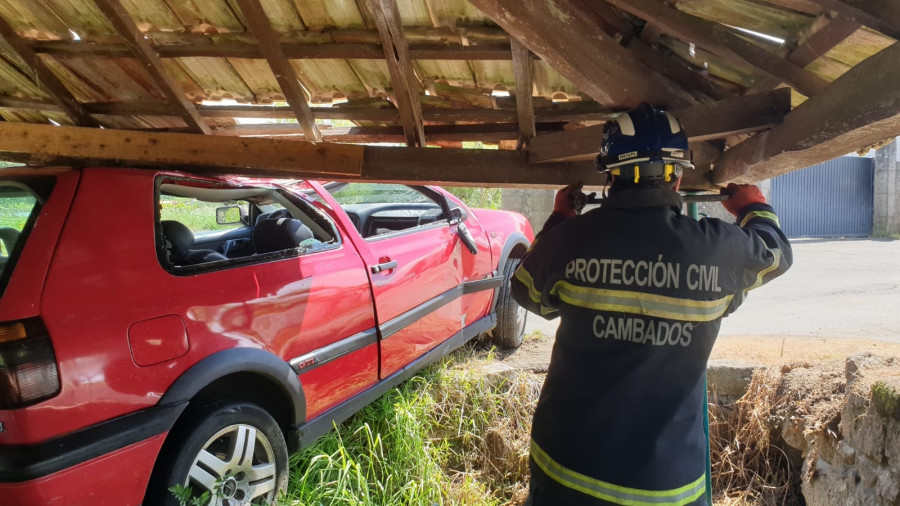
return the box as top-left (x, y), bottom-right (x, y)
top-left (282, 342), bottom-right (540, 506)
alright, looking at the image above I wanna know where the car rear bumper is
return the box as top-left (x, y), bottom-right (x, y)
top-left (0, 402), bottom-right (185, 504)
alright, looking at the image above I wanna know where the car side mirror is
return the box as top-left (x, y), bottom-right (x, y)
top-left (447, 207), bottom-right (477, 255)
top-left (448, 206), bottom-right (469, 224)
top-left (216, 205), bottom-right (244, 225)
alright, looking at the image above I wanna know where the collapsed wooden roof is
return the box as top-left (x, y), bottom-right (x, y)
top-left (0, 0), bottom-right (897, 189)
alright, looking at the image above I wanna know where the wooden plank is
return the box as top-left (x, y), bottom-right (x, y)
top-left (234, 0), bottom-right (321, 142)
top-left (92, 0), bottom-right (209, 134)
top-left (712, 40), bottom-right (900, 184)
top-left (0, 122), bottom-right (362, 175)
top-left (528, 89), bottom-right (791, 163)
top-left (626, 37), bottom-right (733, 101)
top-left (816, 0), bottom-right (900, 39)
top-left (368, 0), bottom-right (425, 147)
top-left (0, 16), bottom-right (98, 127)
top-left (208, 122), bottom-right (555, 143)
top-left (604, 0), bottom-right (830, 98)
top-left (510, 37), bottom-right (536, 143)
top-left (468, 0), bottom-right (695, 109)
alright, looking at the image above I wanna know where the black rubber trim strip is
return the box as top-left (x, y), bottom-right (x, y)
top-left (0, 401), bottom-right (187, 483)
top-left (380, 277), bottom-right (502, 339)
top-left (289, 328), bottom-right (378, 374)
top-left (296, 314), bottom-right (496, 449)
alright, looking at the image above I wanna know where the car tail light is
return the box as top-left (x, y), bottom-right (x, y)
top-left (0, 319), bottom-right (60, 409)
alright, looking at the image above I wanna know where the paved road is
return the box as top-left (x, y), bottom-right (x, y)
top-left (523, 238), bottom-right (900, 343)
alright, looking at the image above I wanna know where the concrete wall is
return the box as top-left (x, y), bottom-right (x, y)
top-left (873, 139), bottom-right (900, 237)
top-left (500, 188), bottom-right (556, 234)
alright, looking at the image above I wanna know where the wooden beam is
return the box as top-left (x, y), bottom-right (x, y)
top-left (528, 89), bottom-right (791, 163)
top-left (510, 37), bottom-right (536, 144)
top-left (92, 0), bottom-right (209, 134)
top-left (626, 37), bottom-right (733, 101)
top-left (817, 0), bottom-right (900, 39)
top-left (209, 122), bottom-right (564, 143)
top-left (0, 122), bottom-right (361, 175)
top-left (234, 0), bottom-right (321, 142)
top-left (605, 0), bottom-right (830, 98)
top-left (468, 0), bottom-right (695, 109)
top-left (0, 16), bottom-right (98, 127)
top-left (712, 40), bottom-right (900, 184)
top-left (368, 0), bottom-right (425, 147)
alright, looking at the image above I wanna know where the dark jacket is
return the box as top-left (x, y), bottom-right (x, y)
top-left (512, 187), bottom-right (792, 506)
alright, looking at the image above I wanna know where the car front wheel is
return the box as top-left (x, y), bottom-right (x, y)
top-left (493, 258), bottom-right (527, 349)
top-left (149, 401), bottom-right (288, 506)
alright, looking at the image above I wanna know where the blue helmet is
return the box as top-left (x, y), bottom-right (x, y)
top-left (596, 104), bottom-right (692, 183)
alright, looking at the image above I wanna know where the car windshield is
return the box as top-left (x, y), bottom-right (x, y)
top-left (326, 183), bottom-right (433, 205)
top-left (0, 179), bottom-right (50, 296)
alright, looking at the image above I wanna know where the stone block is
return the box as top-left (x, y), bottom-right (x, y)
top-left (706, 359), bottom-right (764, 399)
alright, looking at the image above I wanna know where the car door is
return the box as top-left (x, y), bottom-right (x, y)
top-left (313, 182), bottom-right (463, 379)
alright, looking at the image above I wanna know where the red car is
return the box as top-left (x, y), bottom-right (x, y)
top-left (0, 167), bottom-right (533, 505)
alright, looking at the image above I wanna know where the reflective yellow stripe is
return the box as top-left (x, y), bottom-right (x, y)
top-left (530, 440), bottom-right (706, 505)
top-left (740, 210), bottom-right (780, 227)
top-left (514, 267), bottom-right (558, 316)
top-left (550, 282), bottom-right (733, 322)
top-left (743, 246), bottom-right (782, 299)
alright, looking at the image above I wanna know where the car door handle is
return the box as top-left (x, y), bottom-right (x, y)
top-left (371, 260), bottom-right (398, 274)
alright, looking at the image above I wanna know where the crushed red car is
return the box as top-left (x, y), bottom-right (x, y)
top-left (0, 166), bottom-right (533, 505)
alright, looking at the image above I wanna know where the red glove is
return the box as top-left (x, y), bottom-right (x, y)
top-left (722, 183), bottom-right (766, 217)
top-left (554, 183), bottom-right (595, 217)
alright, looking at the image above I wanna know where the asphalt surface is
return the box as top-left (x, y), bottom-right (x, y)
top-left (524, 238), bottom-right (900, 343)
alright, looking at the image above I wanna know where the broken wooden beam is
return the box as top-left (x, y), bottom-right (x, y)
top-left (712, 40), bottom-right (900, 184)
top-left (528, 89), bottom-right (791, 163)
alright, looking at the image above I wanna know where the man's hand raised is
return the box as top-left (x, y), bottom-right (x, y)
top-left (722, 183), bottom-right (766, 217)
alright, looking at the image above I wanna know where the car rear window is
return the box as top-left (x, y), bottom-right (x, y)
top-left (0, 178), bottom-right (53, 296)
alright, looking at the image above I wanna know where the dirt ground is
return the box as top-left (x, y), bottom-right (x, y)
top-left (505, 238), bottom-right (900, 369)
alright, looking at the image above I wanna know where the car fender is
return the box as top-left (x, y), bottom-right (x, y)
top-left (490, 232), bottom-right (531, 313)
top-left (158, 348), bottom-right (306, 427)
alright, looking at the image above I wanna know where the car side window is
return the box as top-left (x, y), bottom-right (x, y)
top-left (156, 178), bottom-right (340, 273)
top-left (326, 183), bottom-right (445, 239)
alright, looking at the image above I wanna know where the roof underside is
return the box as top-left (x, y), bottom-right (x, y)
top-left (0, 0), bottom-right (898, 189)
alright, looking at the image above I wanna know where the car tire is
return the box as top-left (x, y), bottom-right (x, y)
top-left (147, 401), bottom-right (289, 506)
top-left (493, 258), bottom-right (527, 349)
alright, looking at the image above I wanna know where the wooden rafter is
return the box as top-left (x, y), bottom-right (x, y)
top-left (510, 37), bottom-right (536, 145)
top-left (0, 16), bottom-right (97, 127)
top-left (712, 40), bottom-right (900, 184)
top-left (469, 0), bottom-right (696, 109)
top-left (208, 122), bottom-right (557, 143)
top-left (367, 0), bottom-right (425, 147)
top-left (528, 89), bottom-right (791, 163)
top-left (93, 0), bottom-right (208, 134)
top-left (811, 0), bottom-right (899, 39)
top-left (234, 0), bottom-right (321, 142)
top-left (626, 37), bottom-right (733, 101)
top-left (604, 0), bottom-right (829, 98)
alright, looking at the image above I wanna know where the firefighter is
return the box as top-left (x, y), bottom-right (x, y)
top-left (511, 103), bottom-right (792, 505)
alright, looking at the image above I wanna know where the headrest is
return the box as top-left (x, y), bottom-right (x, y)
top-left (0, 227), bottom-right (19, 253)
top-left (256, 208), bottom-right (293, 225)
top-left (161, 220), bottom-right (194, 256)
top-left (253, 218), bottom-right (314, 254)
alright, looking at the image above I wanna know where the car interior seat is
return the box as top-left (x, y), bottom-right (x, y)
top-left (253, 217), bottom-right (314, 254)
top-left (0, 227), bottom-right (20, 255)
top-left (161, 220), bottom-right (228, 265)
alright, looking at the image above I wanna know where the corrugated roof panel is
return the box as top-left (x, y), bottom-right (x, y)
top-left (676, 0), bottom-right (812, 42)
top-left (469, 60), bottom-right (515, 93)
top-left (0, 59), bottom-right (49, 99)
top-left (424, 0), bottom-right (490, 26)
top-left (290, 59), bottom-right (370, 103)
top-left (167, 57), bottom-right (254, 102)
top-left (396, 0), bottom-right (433, 27)
top-left (255, 0), bottom-right (307, 33)
top-left (0, 0), bottom-right (71, 39)
top-left (805, 57), bottom-right (851, 83)
top-left (292, 0), bottom-right (365, 30)
top-left (346, 59), bottom-right (391, 97)
top-left (415, 60), bottom-right (475, 88)
top-left (41, 57), bottom-right (113, 102)
top-left (0, 109), bottom-right (61, 124)
top-left (163, 0), bottom-right (244, 33)
top-left (120, 0), bottom-right (183, 32)
top-left (42, 0), bottom-right (117, 37)
top-left (227, 58), bottom-right (282, 103)
top-left (660, 36), bottom-right (760, 89)
top-left (825, 27), bottom-right (896, 68)
top-left (44, 56), bottom-right (168, 102)
top-left (532, 61), bottom-right (583, 99)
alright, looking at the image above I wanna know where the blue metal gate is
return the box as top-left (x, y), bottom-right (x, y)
top-left (771, 156), bottom-right (874, 238)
